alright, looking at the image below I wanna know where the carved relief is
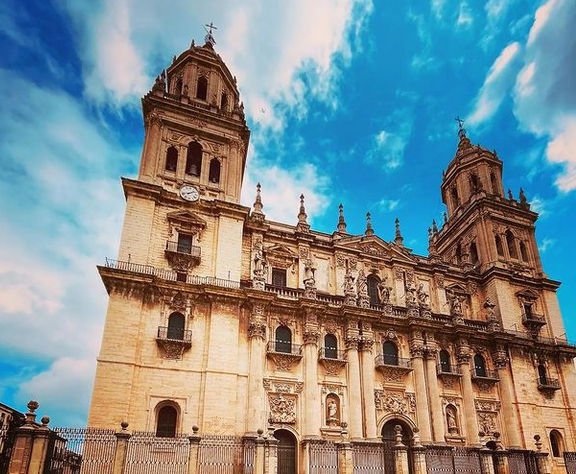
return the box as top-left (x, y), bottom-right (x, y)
top-left (268, 394), bottom-right (296, 424)
top-left (477, 412), bottom-right (498, 436)
top-left (374, 391), bottom-right (415, 416)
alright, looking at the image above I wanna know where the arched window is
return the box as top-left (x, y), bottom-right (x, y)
top-left (167, 312), bottom-right (185, 340)
top-left (156, 405), bottom-right (178, 437)
top-left (175, 78), bottom-right (183, 96)
top-left (470, 242), bottom-right (479, 264)
top-left (519, 241), bottom-right (529, 262)
top-left (490, 172), bottom-right (498, 194)
top-left (275, 326), bottom-right (292, 353)
top-left (186, 142), bottom-right (202, 176)
top-left (537, 364), bottom-right (548, 386)
top-left (495, 235), bottom-right (504, 257)
top-left (439, 350), bottom-right (451, 373)
top-left (455, 243), bottom-right (462, 265)
top-left (324, 334), bottom-right (338, 359)
top-left (367, 275), bottom-right (380, 306)
top-left (165, 146), bottom-right (178, 172)
top-left (550, 430), bottom-right (564, 457)
top-left (221, 92), bottom-right (228, 110)
top-left (208, 158), bottom-right (221, 183)
top-left (383, 341), bottom-right (399, 366)
top-left (470, 174), bottom-right (480, 193)
top-left (196, 76), bottom-right (208, 100)
top-left (474, 354), bottom-right (487, 377)
top-left (506, 230), bottom-right (517, 259)
top-left (451, 187), bottom-right (459, 208)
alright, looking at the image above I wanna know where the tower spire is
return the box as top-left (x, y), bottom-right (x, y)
top-left (365, 212), bottom-right (374, 236)
top-left (251, 182), bottom-right (265, 219)
top-left (337, 203), bottom-right (347, 233)
top-left (296, 194), bottom-right (310, 232)
top-left (394, 218), bottom-right (404, 246)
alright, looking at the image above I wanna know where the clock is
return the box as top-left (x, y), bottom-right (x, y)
top-left (180, 185), bottom-right (200, 202)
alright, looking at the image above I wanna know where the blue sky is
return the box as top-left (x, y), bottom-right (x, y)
top-left (0, 0), bottom-right (575, 427)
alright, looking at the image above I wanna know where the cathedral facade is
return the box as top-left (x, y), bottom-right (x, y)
top-left (88, 39), bottom-right (576, 473)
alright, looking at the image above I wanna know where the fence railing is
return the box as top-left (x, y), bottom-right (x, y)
top-left (318, 347), bottom-right (347, 361)
top-left (471, 368), bottom-right (499, 381)
top-left (565, 451), bottom-right (576, 474)
top-left (157, 326), bottom-right (193, 344)
top-left (374, 354), bottom-right (412, 369)
top-left (165, 241), bottom-right (201, 257)
top-left (266, 340), bottom-right (303, 356)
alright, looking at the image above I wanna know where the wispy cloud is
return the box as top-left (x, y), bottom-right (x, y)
top-left (365, 111), bottom-right (413, 171)
top-left (538, 237), bottom-right (556, 253)
top-left (377, 198), bottom-right (400, 213)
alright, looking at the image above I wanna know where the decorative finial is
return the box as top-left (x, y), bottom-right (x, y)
top-left (190, 39), bottom-right (195, 49)
top-left (204, 22), bottom-right (218, 47)
top-left (394, 218), bottom-right (404, 246)
top-left (508, 188), bottom-right (513, 200)
top-left (296, 194), bottom-right (310, 232)
top-left (365, 212), bottom-right (374, 236)
top-left (337, 203), bottom-right (347, 233)
top-left (519, 188), bottom-right (528, 207)
top-left (253, 183), bottom-right (264, 214)
top-left (443, 212), bottom-right (448, 224)
top-left (432, 219), bottom-right (438, 234)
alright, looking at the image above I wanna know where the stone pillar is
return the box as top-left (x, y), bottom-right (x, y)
top-left (303, 311), bottom-right (321, 438)
top-left (411, 429), bottom-right (427, 474)
top-left (255, 433), bottom-right (265, 474)
top-left (359, 324), bottom-right (377, 439)
top-left (337, 441), bottom-right (354, 474)
top-left (492, 451), bottom-right (510, 474)
top-left (410, 335), bottom-right (432, 443)
top-left (247, 303), bottom-right (267, 434)
top-left (492, 347), bottom-right (522, 449)
top-left (112, 422), bottom-right (132, 474)
top-left (139, 113), bottom-right (162, 181)
top-left (479, 447), bottom-right (496, 474)
top-left (424, 347), bottom-right (445, 443)
top-left (346, 320), bottom-right (363, 439)
top-left (8, 401), bottom-right (39, 474)
top-left (533, 435), bottom-right (551, 474)
top-left (187, 426), bottom-right (201, 474)
top-left (27, 418), bottom-right (51, 474)
top-left (394, 425), bottom-right (410, 474)
top-left (457, 340), bottom-right (480, 446)
top-left (263, 434), bottom-right (278, 474)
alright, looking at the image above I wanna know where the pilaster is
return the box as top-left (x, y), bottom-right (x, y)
top-left (410, 335), bottom-right (432, 443)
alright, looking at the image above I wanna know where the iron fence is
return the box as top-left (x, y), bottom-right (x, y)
top-left (506, 450), bottom-right (538, 474)
top-left (351, 441), bottom-right (395, 474)
top-left (197, 435), bottom-right (245, 474)
top-left (565, 452), bottom-right (576, 474)
top-left (123, 432), bottom-right (189, 474)
top-left (308, 440), bottom-right (338, 474)
top-left (45, 427), bottom-right (116, 474)
top-left (425, 446), bottom-right (455, 474)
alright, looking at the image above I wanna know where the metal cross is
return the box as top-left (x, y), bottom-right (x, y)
top-left (204, 22), bottom-right (218, 35)
top-left (204, 22), bottom-right (218, 46)
top-left (455, 116), bottom-right (465, 130)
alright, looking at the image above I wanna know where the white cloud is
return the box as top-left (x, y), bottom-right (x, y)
top-left (467, 42), bottom-right (522, 125)
top-left (538, 237), bottom-right (556, 253)
top-left (365, 116), bottom-right (412, 171)
top-left (529, 195), bottom-right (547, 217)
top-left (377, 198), bottom-right (400, 212)
top-left (456, 1), bottom-right (473, 29)
top-left (512, 0), bottom-right (576, 191)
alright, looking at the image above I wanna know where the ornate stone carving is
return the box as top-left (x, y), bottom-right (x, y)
top-left (377, 276), bottom-right (392, 304)
top-left (416, 283), bottom-right (429, 308)
top-left (410, 340), bottom-right (425, 358)
top-left (456, 340), bottom-right (471, 363)
top-left (434, 274), bottom-right (445, 288)
top-left (267, 352), bottom-right (302, 371)
top-left (320, 358), bottom-right (347, 375)
top-left (249, 303), bottom-right (266, 340)
top-left (335, 253), bottom-right (347, 268)
top-left (394, 268), bottom-right (405, 280)
top-left (252, 240), bottom-right (268, 290)
top-left (156, 339), bottom-right (190, 359)
top-left (375, 393), bottom-right (410, 415)
top-left (169, 292), bottom-right (187, 311)
top-left (477, 412), bottom-right (498, 436)
top-left (268, 394), bottom-right (296, 424)
top-left (492, 346), bottom-right (509, 369)
top-left (475, 400), bottom-right (501, 412)
top-left (357, 269), bottom-right (370, 308)
top-left (343, 268), bottom-right (357, 306)
top-left (303, 257), bottom-right (317, 299)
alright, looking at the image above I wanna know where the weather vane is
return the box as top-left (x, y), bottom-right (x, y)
top-left (455, 116), bottom-right (466, 137)
top-left (204, 22), bottom-right (218, 46)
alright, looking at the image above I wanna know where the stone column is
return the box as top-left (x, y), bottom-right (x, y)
top-left (187, 427), bottom-right (201, 474)
top-left (492, 346), bottom-right (522, 448)
top-left (411, 429), bottom-right (428, 474)
top-left (255, 434), bottom-right (265, 474)
top-left (247, 303), bottom-right (267, 434)
top-left (410, 335), bottom-right (432, 443)
top-left (27, 418), bottom-right (51, 474)
top-left (112, 422), bottom-right (132, 474)
top-left (139, 113), bottom-right (162, 181)
top-left (359, 323), bottom-right (377, 439)
top-left (424, 347), bottom-right (445, 443)
top-left (337, 441), bottom-right (354, 474)
top-left (303, 311), bottom-right (321, 438)
top-left (394, 425), bottom-right (410, 474)
top-left (264, 433), bottom-right (278, 474)
top-left (479, 446), bottom-right (496, 474)
top-left (457, 341), bottom-right (480, 446)
top-left (346, 320), bottom-right (363, 439)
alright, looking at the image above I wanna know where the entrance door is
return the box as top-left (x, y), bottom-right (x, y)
top-left (275, 429), bottom-right (296, 474)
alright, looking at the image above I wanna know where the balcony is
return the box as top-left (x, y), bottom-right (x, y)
top-left (472, 368), bottom-right (499, 390)
top-left (537, 377), bottom-right (561, 392)
top-left (375, 355), bottom-right (413, 383)
top-left (318, 347), bottom-right (347, 375)
top-left (266, 341), bottom-right (303, 371)
top-left (156, 326), bottom-right (192, 359)
top-left (164, 240), bottom-right (201, 272)
top-left (521, 312), bottom-right (546, 330)
top-left (437, 364), bottom-right (462, 387)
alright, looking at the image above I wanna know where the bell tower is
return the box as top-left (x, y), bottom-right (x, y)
top-left (138, 36), bottom-right (250, 204)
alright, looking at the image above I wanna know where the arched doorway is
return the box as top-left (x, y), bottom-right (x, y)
top-left (274, 429), bottom-right (297, 474)
top-left (382, 419), bottom-right (414, 473)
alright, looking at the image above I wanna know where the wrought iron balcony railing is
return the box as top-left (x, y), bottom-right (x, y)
top-left (157, 326), bottom-right (192, 344)
top-left (318, 347), bottom-right (347, 361)
top-left (472, 368), bottom-right (499, 381)
top-left (374, 355), bottom-right (412, 369)
top-left (266, 341), bottom-right (303, 356)
top-left (537, 377), bottom-right (561, 391)
top-left (165, 241), bottom-right (201, 257)
top-left (437, 364), bottom-right (461, 376)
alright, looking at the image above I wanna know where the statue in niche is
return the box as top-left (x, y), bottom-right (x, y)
top-left (252, 241), bottom-right (267, 290)
top-left (357, 269), bottom-right (368, 297)
top-left (447, 290), bottom-right (465, 315)
top-left (416, 283), bottom-right (429, 307)
top-left (446, 406), bottom-right (459, 434)
top-left (405, 281), bottom-right (417, 307)
top-left (326, 395), bottom-right (340, 426)
top-left (303, 258), bottom-right (316, 286)
top-left (377, 277), bottom-right (392, 304)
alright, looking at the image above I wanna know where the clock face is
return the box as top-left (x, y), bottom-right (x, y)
top-left (180, 185), bottom-right (200, 202)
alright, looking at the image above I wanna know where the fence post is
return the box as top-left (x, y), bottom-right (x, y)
top-left (187, 425), bottom-right (201, 474)
top-left (394, 425), bottom-right (410, 474)
top-left (336, 441), bottom-right (353, 474)
top-left (493, 451), bottom-right (509, 474)
top-left (254, 429), bottom-right (265, 474)
top-left (8, 401), bottom-right (39, 474)
top-left (264, 431), bottom-right (278, 474)
top-left (26, 417), bottom-right (51, 474)
top-left (112, 422), bottom-right (131, 474)
top-left (410, 428), bottom-right (427, 474)
top-left (533, 435), bottom-right (551, 474)
top-left (479, 446), bottom-right (495, 474)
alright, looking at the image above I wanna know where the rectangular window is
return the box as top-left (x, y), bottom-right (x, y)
top-left (177, 234), bottom-right (193, 254)
top-left (271, 268), bottom-right (287, 287)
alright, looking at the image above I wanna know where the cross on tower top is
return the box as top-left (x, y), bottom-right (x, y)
top-left (204, 22), bottom-right (218, 46)
top-left (455, 116), bottom-right (467, 139)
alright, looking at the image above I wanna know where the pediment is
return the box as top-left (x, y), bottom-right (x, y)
top-left (166, 210), bottom-right (207, 228)
top-left (515, 289), bottom-right (538, 301)
top-left (336, 235), bottom-right (417, 265)
top-left (264, 244), bottom-right (297, 269)
top-left (446, 283), bottom-right (467, 295)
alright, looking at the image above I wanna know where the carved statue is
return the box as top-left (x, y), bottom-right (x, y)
top-left (405, 282), bottom-right (417, 307)
top-left (343, 273), bottom-right (355, 294)
top-left (377, 277), bottom-right (391, 304)
top-left (327, 398), bottom-right (338, 425)
top-left (303, 258), bottom-right (316, 285)
top-left (357, 269), bottom-right (368, 297)
top-left (447, 290), bottom-right (465, 315)
top-left (416, 283), bottom-right (429, 307)
top-left (446, 408), bottom-right (458, 434)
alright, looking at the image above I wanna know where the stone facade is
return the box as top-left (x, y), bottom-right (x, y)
top-left (88, 40), bottom-right (576, 473)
